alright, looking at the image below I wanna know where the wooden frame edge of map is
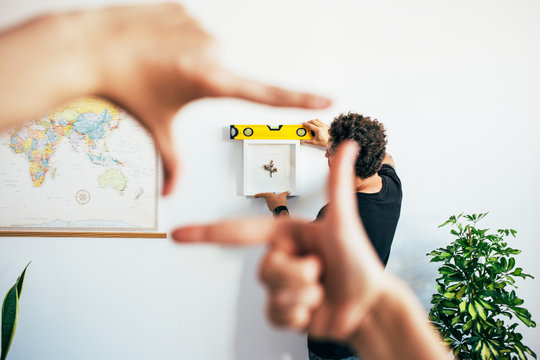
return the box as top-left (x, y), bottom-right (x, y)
top-left (0, 231), bottom-right (167, 238)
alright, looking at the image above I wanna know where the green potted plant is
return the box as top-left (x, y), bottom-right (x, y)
top-left (1, 263), bottom-right (30, 360)
top-left (427, 213), bottom-right (536, 360)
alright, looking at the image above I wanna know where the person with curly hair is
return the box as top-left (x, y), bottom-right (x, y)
top-left (254, 113), bottom-right (402, 360)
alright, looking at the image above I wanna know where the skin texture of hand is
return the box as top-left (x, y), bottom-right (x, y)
top-left (301, 119), bottom-right (330, 148)
top-left (0, 3), bottom-right (332, 195)
top-left (254, 191), bottom-right (290, 212)
top-left (172, 141), bottom-right (450, 360)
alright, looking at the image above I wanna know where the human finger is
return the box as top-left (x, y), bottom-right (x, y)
top-left (207, 70), bottom-right (332, 109)
top-left (268, 284), bottom-right (324, 309)
top-left (259, 250), bottom-right (322, 288)
top-left (172, 217), bottom-right (276, 245)
top-left (254, 192), bottom-right (272, 199)
top-left (302, 121), bottom-right (319, 133)
top-left (327, 141), bottom-right (360, 220)
top-left (314, 118), bottom-right (326, 127)
top-left (146, 116), bottom-right (179, 196)
top-left (267, 303), bottom-right (312, 330)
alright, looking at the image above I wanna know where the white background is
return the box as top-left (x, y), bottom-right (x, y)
top-left (0, 0), bottom-right (539, 359)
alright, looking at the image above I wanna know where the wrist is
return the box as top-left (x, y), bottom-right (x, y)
top-left (272, 205), bottom-right (289, 217)
top-left (349, 276), bottom-right (448, 359)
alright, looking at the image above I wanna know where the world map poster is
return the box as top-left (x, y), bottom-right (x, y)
top-left (0, 97), bottom-right (159, 233)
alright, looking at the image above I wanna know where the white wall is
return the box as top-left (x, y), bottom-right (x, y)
top-left (1, 0), bottom-right (539, 359)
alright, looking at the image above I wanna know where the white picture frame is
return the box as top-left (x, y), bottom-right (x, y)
top-left (243, 139), bottom-right (298, 196)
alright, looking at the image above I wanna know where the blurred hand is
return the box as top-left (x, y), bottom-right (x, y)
top-left (301, 119), bottom-right (330, 148)
top-left (172, 142), bottom-right (387, 341)
top-left (86, 4), bottom-right (333, 195)
top-left (254, 191), bottom-right (290, 212)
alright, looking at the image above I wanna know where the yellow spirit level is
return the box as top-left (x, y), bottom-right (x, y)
top-left (230, 125), bottom-right (314, 140)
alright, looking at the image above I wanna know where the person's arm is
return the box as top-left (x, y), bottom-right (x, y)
top-left (254, 191), bottom-right (290, 217)
top-left (381, 153), bottom-right (396, 169)
top-left (351, 277), bottom-right (451, 360)
top-left (0, 4), bottom-right (331, 195)
top-left (300, 119), bottom-right (330, 148)
top-left (173, 142), bottom-right (449, 360)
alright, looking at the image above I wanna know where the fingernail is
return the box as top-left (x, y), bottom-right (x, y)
top-left (171, 229), bottom-right (183, 241)
top-left (172, 228), bottom-right (196, 242)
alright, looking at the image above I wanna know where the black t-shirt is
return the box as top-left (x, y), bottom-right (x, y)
top-left (307, 164), bottom-right (403, 359)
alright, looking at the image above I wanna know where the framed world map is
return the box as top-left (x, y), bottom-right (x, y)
top-left (0, 97), bottom-right (161, 236)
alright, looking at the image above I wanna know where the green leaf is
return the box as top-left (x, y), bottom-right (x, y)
top-left (507, 257), bottom-right (516, 271)
top-left (480, 342), bottom-right (491, 360)
top-left (474, 340), bottom-right (483, 352)
top-left (443, 292), bottom-right (456, 299)
top-left (512, 268), bottom-right (523, 276)
top-left (441, 300), bottom-right (457, 309)
top-left (15, 263), bottom-right (30, 298)
top-left (475, 320), bottom-right (483, 332)
top-left (1, 285), bottom-right (19, 360)
top-left (439, 218), bottom-right (455, 228)
top-left (456, 286), bottom-right (466, 300)
top-left (515, 345), bottom-right (527, 360)
top-left (1, 263), bottom-right (29, 360)
top-left (478, 299), bottom-right (495, 310)
top-left (468, 302), bottom-right (477, 320)
top-left (459, 300), bottom-right (467, 313)
top-left (474, 301), bottom-right (487, 321)
top-left (463, 318), bottom-right (473, 331)
top-left (515, 312), bottom-right (536, 327)
top-left (524, 345), bottom-right (537, 358)
top-left (501, 257), bottom-right (507, 271)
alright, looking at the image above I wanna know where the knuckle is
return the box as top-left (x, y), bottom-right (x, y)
top-left (274, 289), bottom-right (291, 307)
top-left (298, 262), bottom-right (318, 284)
top-left (258, 259), bottom-right (271, 284)
top-left (258, 251), bottom-right (280, 284)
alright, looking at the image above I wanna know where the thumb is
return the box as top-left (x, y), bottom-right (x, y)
top-left (149, 118), bottom-right (179, 196)
top-left (327, 141), bottom-right (359, 220)
top-left (207, 69), bottom-right (332, 109)
top-left (301, 139), bottom-right (315, 145)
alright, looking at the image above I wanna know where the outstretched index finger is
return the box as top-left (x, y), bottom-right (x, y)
top-left (208, 70), bottom-right (332, 109)
top-left (172, 217), bottom-right (277, 246)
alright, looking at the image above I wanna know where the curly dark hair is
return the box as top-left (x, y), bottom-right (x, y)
top-left (329, 113), bottom-right (387, 178)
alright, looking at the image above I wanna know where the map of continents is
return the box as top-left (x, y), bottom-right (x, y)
top-left (0, 97), bottom-right (158, 230)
